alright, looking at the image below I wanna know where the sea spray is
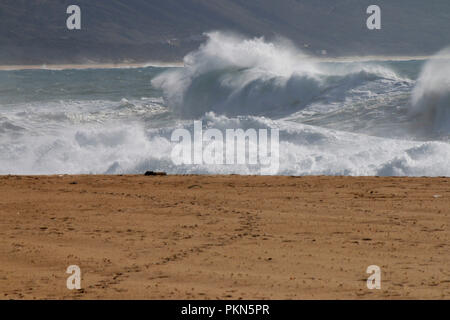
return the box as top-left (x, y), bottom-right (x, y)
top-left (152, 32), bottom-right (410, 119)
top-left (1, 33), bottom-right (450, 176)
top-left (410, 47), bottom-right (450, 134)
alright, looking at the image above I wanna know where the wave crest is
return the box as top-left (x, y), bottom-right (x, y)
top-left (152, 32), bottom-right (403, 119)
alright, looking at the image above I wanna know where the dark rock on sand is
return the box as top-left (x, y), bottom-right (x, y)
top-left (145, 171), bottom-right (167, 176)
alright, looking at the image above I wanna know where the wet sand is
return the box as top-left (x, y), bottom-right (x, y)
top-left (0, 175), bottom-right (449, 299)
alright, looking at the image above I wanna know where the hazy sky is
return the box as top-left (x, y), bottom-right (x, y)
top-left (1, 0), bottom-right (449, 64)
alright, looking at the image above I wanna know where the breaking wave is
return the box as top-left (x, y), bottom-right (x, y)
top-left (152, 32), bottom-right (409, 119)
top-left (1, 31), bottom-right (450, 176)
top-left (2, 112), bottom-right (450, 176)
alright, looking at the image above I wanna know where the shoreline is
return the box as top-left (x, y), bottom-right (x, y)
top-left (0, 61), bottom-right (184, 71)
top-left (1, 174), bottom-right (448, 299)
top-left (0, 55), bottom-right (437, 71)
top-left (1, 174), bottom-right (450, 177)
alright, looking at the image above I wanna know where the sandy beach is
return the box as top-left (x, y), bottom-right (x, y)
top-left (0, 175), bottom-right (449, 300)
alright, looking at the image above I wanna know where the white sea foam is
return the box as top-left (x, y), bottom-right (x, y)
top-left (152, 32), bottom-right (410, 119)
top-left (1, 110), bottom-right (450, 176)
top-left (1, 32), bottom-right (449, 176)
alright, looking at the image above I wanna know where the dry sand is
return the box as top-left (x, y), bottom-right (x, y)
top-left (0, 175), bottom-right (449, 300)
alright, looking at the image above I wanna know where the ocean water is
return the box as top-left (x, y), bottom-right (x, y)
top-left (1, 32), bottom-right (449, 176)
